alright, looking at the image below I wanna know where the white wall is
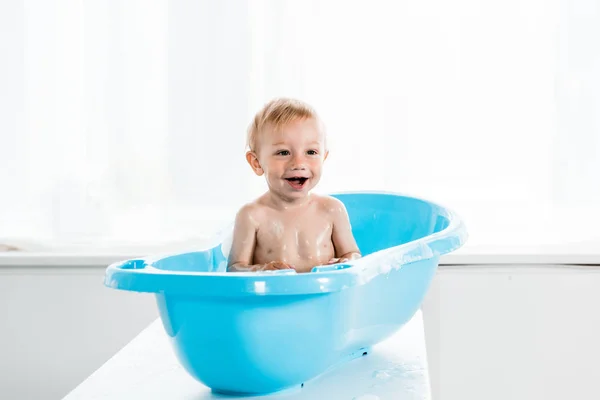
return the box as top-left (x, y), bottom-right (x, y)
top-left (423, 265), bottom-right (600, 400)
top-left (0, 265), bottom-right (158, 400)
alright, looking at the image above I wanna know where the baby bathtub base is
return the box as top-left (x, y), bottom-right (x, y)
top-left (326, 346), bottom-right (372, 373)
top-left (209, 346), bottom-right (372, 397)
top-left (211, 384), bottom-right (302, 397)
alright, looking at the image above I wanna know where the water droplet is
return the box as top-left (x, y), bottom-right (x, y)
top-left (372, 370), bottom-right (392, 380)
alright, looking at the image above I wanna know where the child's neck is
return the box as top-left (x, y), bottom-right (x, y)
top-left (266, 191), bottom-right (312, 211)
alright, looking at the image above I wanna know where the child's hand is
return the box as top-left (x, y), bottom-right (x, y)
top-left (327, 257), bottom-right (349, 265)
top-left (328, 252), bottom-right (361, 264)
top-left (260, 261), bottom-right (295, 271)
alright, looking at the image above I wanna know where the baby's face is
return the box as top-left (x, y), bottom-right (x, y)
top-left (252, 117), bottom-right (328, 201)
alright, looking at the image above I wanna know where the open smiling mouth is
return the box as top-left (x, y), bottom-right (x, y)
top-left (285, 177), bottom-right (309, 190)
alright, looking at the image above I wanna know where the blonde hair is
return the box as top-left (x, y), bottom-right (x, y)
top-left (246, 98), bottom-right (321, 152)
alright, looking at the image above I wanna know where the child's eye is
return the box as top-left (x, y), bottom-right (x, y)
top-left (276, 150), bottom-right (290, 156)
top-left (307, 150), bottom-right (318, 155)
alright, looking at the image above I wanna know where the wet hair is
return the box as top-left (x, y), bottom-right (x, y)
top-left (246, 98), bottom-right (322, 152)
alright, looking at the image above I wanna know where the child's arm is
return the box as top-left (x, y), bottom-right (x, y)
top-left (227, 205), bottom-right (260, 272)
top-left (227, 205), bottom-right (294, 272)
top-left (328, 198), bottom-right (361, 264)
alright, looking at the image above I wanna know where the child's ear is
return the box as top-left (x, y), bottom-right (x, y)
top-left (246, 151), bottom-right (264, 176)
top-left (324, 150), bottom-right (329, 161)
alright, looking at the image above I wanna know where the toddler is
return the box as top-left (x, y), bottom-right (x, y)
top-left (227, 98), bottom-right (361, 273)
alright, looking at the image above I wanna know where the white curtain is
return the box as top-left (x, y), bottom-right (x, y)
top-left (1, 0), bottom-right (599, 252)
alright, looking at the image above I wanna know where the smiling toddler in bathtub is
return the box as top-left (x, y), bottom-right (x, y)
top-left (227, 98), bottom-right (361, 273)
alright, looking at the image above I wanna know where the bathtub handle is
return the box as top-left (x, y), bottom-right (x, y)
top-left (311, 263), bottom-right (352, 273)
top-left (110, 259), bottom-right (148, 270)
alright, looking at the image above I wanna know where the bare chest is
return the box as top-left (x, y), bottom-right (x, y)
top-left (255, 212), bottom-right (334, 261)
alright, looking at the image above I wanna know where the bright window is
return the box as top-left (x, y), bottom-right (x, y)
top-left (1, 0), bottom-right (599, 252)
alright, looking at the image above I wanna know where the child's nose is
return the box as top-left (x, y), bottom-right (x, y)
top-left (290, 154), bottom-right (307, 170)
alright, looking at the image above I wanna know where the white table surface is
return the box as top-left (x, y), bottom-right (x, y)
top-left (63, 312), bottom-right (431, 400)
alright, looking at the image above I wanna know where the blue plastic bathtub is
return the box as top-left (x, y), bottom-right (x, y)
top-left (104, 191), bottom-right (467, 395)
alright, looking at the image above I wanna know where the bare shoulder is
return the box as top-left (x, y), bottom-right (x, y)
top-left (235, 198), bottom-right (267, 228)
top-left (314, 194), bottom-right (348, 217)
